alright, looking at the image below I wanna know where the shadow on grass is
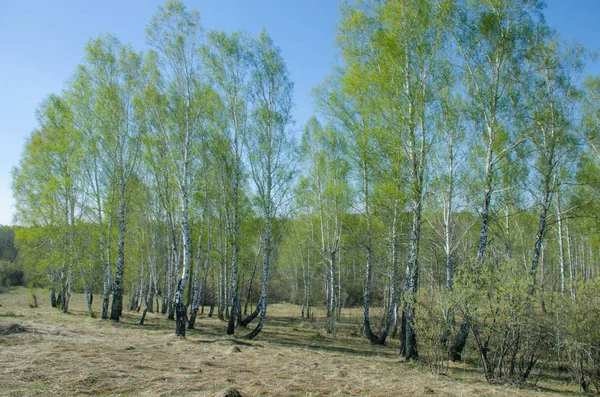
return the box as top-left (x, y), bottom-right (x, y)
top-left (62, 305), bottom-right (580, 397)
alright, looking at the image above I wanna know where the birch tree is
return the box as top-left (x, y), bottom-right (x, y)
top-left (202, 30), bottom-right (251, 335)
top-left (450, 0), bottom-right (544, 359)
top-left (69, 36), bottom-right (145, 321)
top-left (525, 39), bottom-right (583, 294)
top-left (12, 94), bottom-right (83, 313)
top-left (146, 0), bottom-right (217, 336)
top-left (299, 117), bottom-right (350, 333)
top-left (244, 31), bottom-right (295, 339)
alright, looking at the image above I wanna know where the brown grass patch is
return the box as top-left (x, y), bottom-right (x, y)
top-left (0, 287), bottom-right (582, 396)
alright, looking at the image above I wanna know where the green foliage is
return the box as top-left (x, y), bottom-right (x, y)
top-left (0, 226), bottom-right (18, 262)
top-left (559, 279), bottom-right (600, 393)
top-left (8, 1), bottom-right (600, 391)
top-left (454, 260), bottom-right (553, 383)
top-left (0, 260), bottom-right (25, 288)
top-left (415, 289), bottom-right (451, 375)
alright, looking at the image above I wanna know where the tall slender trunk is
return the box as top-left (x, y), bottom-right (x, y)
top-left (103, 216), bottom-right (113, 319)
top-left (208, 272), bottom-right (216, 317)
top-left (301, 247), bottom-right (311, 319)
top-left (401, 200), bottom-right (422, 360)
top-left (445, 140), bottom-right (455, 291)
top-left (175, 164), bottom-right (191, 337)
top-left (188, 208), bottom-right (206, 329)
top-left (327, 251), bottom-right (336, 333)
top-left (100, 230), bottom-right (109, 318)
top-left (377, 201), bottom-right (400, 345)
top-left (167, 217), bottom-right (177, 320)
top-left (227, 125), bottom-right (241, 335)
top-left (337, 248), bottom-right (342, 317)
top-left (307, 258), bottom-right (312, 319)
top-left (190, 213), bottom-right (210, 329)
top-left (110, 179), bottom-right (126, 321)
top-left (565, 216), bottom-right (575, 298)
top-left (199, 230), bottom-right (211, 315)
top-left (363, 222), bottom-right (377, 341)
top-left (218, 218), bottom-right (225, 320)
top-left (530, 185), bottom-right (552, 294)
top-left (477, 141), bottom-right (494, 262)
top-left (148, 234), bottom-right (157, 313)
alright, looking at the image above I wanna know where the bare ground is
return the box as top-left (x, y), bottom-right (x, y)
top-left (0, 288), bottom-right (580, 396)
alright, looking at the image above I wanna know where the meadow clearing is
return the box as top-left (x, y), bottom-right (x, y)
top-left (0, 287), bottom-right (581, 396)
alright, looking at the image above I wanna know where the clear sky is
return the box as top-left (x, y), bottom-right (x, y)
top-left (0, 0), bottom-right (599, 226)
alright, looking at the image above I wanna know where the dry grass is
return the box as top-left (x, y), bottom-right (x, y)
top-left (0, 287), bottom-right (579, 396)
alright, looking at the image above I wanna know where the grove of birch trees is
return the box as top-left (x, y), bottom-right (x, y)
top-left (11, 0), bottom-right (600, 390)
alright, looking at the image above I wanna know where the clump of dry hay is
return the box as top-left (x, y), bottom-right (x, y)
top-left (0, 323), bottom-right (26, 335)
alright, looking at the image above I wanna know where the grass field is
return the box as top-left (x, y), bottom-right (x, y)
top-left (0, 287), bottom-right (582, 396)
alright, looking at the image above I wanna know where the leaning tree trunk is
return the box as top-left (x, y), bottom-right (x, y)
top-left (139, 278), bottom-right (152, 325)
top-left (246, 206), bottom-right (271, 340)
top-left (241, 248), bottom-right (263, 327)
top-left (244, 246), bottom-right (260, 316)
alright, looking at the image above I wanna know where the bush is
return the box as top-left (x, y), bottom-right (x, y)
top-left (560, 279), bottom-right (600, 393)
top-left (415, 289), bottom-right (451, 375)
top-left (453, 260), bottom-right (552, 384)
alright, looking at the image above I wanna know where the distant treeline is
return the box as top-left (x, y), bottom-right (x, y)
top-left (0, 225), bottom-right (24, 287)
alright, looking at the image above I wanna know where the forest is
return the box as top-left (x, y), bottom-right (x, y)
top-left (8, 0), bottom-right (600, 393)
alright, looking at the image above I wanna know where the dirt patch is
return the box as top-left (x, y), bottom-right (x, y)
top-left (0, 323), bottom-right (26, 335)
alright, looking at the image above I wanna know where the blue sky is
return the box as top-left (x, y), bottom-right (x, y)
top-left (0, 0), bottom-right (599, 226)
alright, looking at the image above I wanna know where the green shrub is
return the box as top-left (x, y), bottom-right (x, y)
top-left (415, 289), bottom-right (451, 375)
top-left (453, 260), bottom-right (552, 384)
top-left (560, 279), bottom-right (600, 393)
